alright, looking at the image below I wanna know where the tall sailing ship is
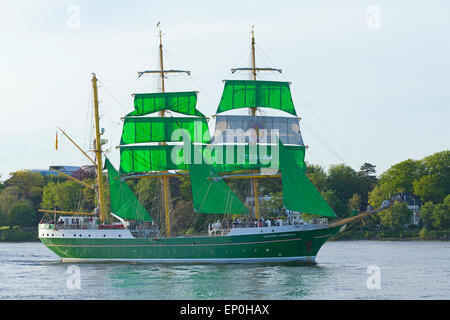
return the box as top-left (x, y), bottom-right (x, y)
top-left (38, 27), bottom-right (345, 263)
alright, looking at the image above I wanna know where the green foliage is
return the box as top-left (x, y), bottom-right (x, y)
top-left (378, 202), bottom-right (412, 230)
top-left (4, 171), bottom-right (44, 208)
top-left (431, 203), bottom-right (450, 230)
top-left (0, 227), bottom-right (38, 241)
top-left (8, 203), bottom-right (36, 227)
top-left (413, 175), bottom-right (446, 204)
top-left (260, 191), bottom-right (284, 218)
top-left (0, 186), bottom-right (32, 217)
top-left (348, 193), bottom-right (362, 211)
top-left (419, 202), bottom-right (435, 229)
top-left (0, 207), bottom-right (5, 226)
top-left (320, 189), bottom-right (347, 217)
top-left (306, 164), bottom-right (328, 192)
top-left (378, 159), bottom-right (425, 194)
top-left (418, 196), bottom-right (450, 231)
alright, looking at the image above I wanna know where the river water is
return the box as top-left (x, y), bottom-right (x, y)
top-left (0, 241), bottom-right (448, 299)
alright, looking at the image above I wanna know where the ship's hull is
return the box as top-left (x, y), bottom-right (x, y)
top-left (39, 225), bottom-right (342, 264)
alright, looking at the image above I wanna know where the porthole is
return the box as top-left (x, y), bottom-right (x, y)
top-left (79, 234), bottom-right (82, 237)
top-left (103, 234), bottom-right (106, 237)
top-left (266, 248), bottom-right (269, 252)
top-left (47, 234), bottom-right (49, 236)
top-left (74, 234), bottom-right (76, 237)
top-left (118, 234), bottom-right (121, 237)
top-left (88, 234), bottom-right (91, 237)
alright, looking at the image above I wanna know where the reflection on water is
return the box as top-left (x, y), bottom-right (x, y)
top-left (0, 241), bottom-right (449, 299)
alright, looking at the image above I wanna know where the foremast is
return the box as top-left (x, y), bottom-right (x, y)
top-left (91, 74), bottom-right (107, 223)
top-left (136, 24), bottom-right (191, 237)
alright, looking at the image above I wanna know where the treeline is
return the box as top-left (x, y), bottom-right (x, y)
top-left (0, 150), bottom-right (448, 240)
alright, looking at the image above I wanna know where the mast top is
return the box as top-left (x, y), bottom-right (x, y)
top-left (230, 26), bottom-right (282, 78)
top-left (137, 22), bottom-right (191, 93)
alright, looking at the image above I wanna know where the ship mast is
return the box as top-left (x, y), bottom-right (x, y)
top-left (92, 74), bottom-right (107, 223)
top-left (158, 27), bottom-right (171, 238)
top-left (137, 23), bottom-right (191, 237)
top-left (250, 26), bottom-right (260, 220)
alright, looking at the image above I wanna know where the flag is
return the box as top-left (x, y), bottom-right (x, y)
top-left (55, 131), bottom-right (58, 151)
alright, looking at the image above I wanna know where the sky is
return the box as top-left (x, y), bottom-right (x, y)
top-left (0, 0), bottom-right (449, 180)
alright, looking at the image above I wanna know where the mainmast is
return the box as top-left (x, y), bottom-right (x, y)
top-left (250, 26), bottom-right (259, 220)
top-left (91, 74), bottom-right (107, 223)
top-left (228, 26), bottom-right (283, 220)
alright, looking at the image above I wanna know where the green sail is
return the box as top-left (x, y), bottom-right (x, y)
top-left (279, 142), bottom-right (336, 218)
top-left (105, 158), bottom-right (152, 222)
top-left (216, 80), bottom-right (297, 116)
top-left (120, 145), bottom-right (189, 173)
top-left (128, 91), bottom-right (205, 117)
top-left (120, 117), bottom-right (211, 145)
top-left (120, 143), bottom-right (306, 174)
top-left (188, 143), bottom-right (248, 215)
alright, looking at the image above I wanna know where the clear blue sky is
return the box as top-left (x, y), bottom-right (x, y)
top-left (0, 0), bottom-right (449, 180)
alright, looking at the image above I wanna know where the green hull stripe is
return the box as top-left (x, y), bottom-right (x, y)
top-left (45, 237), bottom-right (302, 248)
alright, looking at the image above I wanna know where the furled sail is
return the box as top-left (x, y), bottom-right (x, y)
top-left (105, 158), bottom-right (152, 221)
top-left (279, 141), bottom-right (336, 218)
top-left (212, 115), bottom-right (303, 145)
top-left (210, 114), bottom-right (306, 171)
top-left (188, 142), bottom-right (248, 215)
top-left (128, 91), bottom-right (205, 117)
top-left (216, 80), bottom-right (297, 116)
top-left (120, 117), bottom-right (210, 145)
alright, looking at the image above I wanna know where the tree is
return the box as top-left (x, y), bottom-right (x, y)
top-left (40, 182), bottom-right (58, 210)
top-left (368, 183), bottom-right (397, 208)
top-left (378, 159), bottom-right (425, 194)
top-left (8, 203), bottom-right (36, 227)
top-left (4, 171), bottom-right (44, 202)
top-left (378, 202), bottom-right (412, 230)
top-left (413, 175), bottom-right (446, 203)
top-left (0, 186), bottom-right (33, 218)
top-left (321, 189), bottom-right (347, 217)
top-left (348, 193), bottom-right (362, 212)
top-left (431, 203), bottom-right (450, 230)
top-left (419, 202), bottom-right (435, 230)
top-left (0, 207), bottom-right (5, 226)
top-left (306, 164), bottom-right (328, 192)
top-left (359, 162), bottom-right (376, 177)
